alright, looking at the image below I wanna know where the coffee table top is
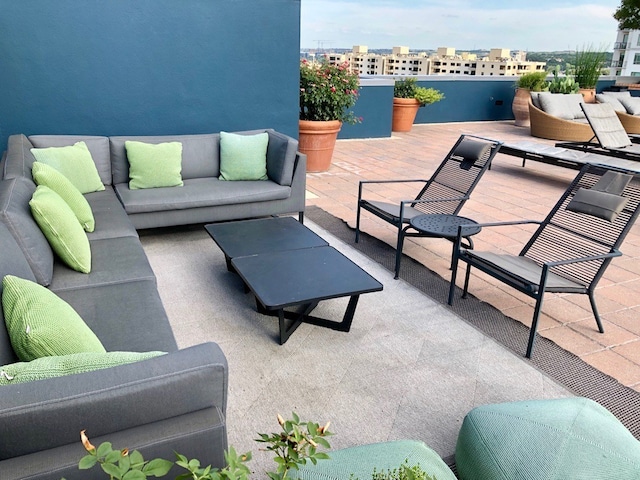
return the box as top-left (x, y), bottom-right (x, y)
top-left (231, 246), bottom-right (383, 309)
top-left (410, 214), bottom-right (481, 238)
top-left (205, 217), bottom-right (328, 259)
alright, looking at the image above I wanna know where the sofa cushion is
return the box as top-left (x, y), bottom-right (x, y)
top-left (2, 275), bottom-right (106, 361)
top-left (596, 93), bottom-right (626, 113)
top-left (30, 141), bottom-right (105, 194)
top-left (29, 135), bottom-right (112, 186)
top-left (538, 93), bottom-right (585, 120)
top-left (0, 351), bottom-right (165, 385)
top-left (619, 96), bottom-right (640, 116)
top-left (0, 177), bottom-right (54, 286)
top-left (219, 131), bottom-right (269, 181)
top-left (32, 162), bottom-right (95, 232)
top-left (125, 141), bottom-right (184, 189)
top-left (266, 130), bottom-right (298, 186)
top-left (30, 185), bottom-right (92, 274)
top-left (85, 190), bottom-right (139, 241)
top-left (114, 177), bottom-right (291, 214)
top-left (110, 134), bottom-right (220, 184)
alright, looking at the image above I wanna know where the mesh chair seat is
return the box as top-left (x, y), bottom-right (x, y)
top-left (362, 200), bottom-right (427, 224)
top-left (465, 251), bottom-right (587, 293)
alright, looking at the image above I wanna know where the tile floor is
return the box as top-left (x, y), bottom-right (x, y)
top-left (305, 120), bottom-right (640, 392)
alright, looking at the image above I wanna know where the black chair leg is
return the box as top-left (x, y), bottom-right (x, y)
top-left (298, 211), bottom-right (304, 224)
top-left (588, 291), bottom-right (605, 333)
top-left (526, 294), bottom-right (546, 358)
top-left (355, 204), bottom-right (361, 243)
top-left (462, 263), bottom-right (472, 298)
top-left (448, 260), bottom-right (459, 306)
top-left (394, 227), bottom-right (406, 279)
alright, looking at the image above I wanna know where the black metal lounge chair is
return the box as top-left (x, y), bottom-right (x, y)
top-left (355, 134), bottom-right (502, 279)
top-left (557, 103), bottom-right (640, 160)
top-left (448, 163), bottom-right (640, 358)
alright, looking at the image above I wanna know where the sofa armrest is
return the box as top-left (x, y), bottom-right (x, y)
top-left (266, 130), bottom-right (299, 186)
top-left (0, 342), bottom-right (228, 460)
top-left (4, 134), bottom-right (36, 179)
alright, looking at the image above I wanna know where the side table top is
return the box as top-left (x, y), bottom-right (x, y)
top-left (410, 214), bottom-right (481, 238)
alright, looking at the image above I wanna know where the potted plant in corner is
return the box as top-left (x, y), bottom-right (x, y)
top-left (299, 58), bottom-right (361, 172)
top-left (512, 70), bottom-right (548, 127)
top-left (392, 77), bottom-right (444, 132)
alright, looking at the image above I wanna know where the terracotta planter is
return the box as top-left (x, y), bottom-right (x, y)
top-left (580, 88), bottom-right (596, 104)
top-left (298, 119), bottom-right (342, 173)
top-left (392, 98), bottom-right (421, 132)
top-left (512, 88), bottom-right (532, 127)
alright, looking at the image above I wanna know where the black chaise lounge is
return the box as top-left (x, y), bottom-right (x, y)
top-left (448, 163), bottom-right (640, 358)
top-left (355, 134), bottom-right (502, 278)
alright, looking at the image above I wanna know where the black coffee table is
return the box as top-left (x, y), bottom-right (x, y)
top-left (206, 217), bottom-right (383, 344)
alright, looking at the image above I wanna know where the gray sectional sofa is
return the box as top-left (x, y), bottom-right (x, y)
top-left (0, 129), bottom-right (305, 479)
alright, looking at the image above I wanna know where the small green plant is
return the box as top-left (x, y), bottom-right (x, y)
top-left (547, 66), bottom-right (580, 94)
top-left (350, 459), bottom-right (437, 480)
top-left (516, 71), bottom-right (549, 91)
top-left (72, 413), bottom-right (330, 480)
top-left (394, 78), bottom-right (444, 106)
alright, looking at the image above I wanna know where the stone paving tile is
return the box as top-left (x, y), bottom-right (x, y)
top-left (306, 120), bottom-right (640, 389)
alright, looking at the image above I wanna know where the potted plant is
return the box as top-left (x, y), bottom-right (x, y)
top-left (392, 78), bottom-right (444, 132)
top-left (512, 71), bottom-right (548, 127)
top-left (573, 46), bottom-right (607, 103)
top-left (299, 58), bottom-right (361, 172)
top-left (548, 66), bottom-right (580, 94)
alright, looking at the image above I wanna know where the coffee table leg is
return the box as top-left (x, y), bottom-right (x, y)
top-left (278, 301), bottom-right (319, 344)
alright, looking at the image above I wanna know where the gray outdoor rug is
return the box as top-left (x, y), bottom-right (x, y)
top-left (305, 205), bottom-right (640, 440)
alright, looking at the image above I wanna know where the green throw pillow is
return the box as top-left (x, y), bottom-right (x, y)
top-left (31, 161), bottom-right (95, 232)
top-left (125, 141), bottom-right (184, 189)
top-left (29, 185), bottom-right (92, 273)
top-left (0, 351), bottom-right (166, 385)
top-left (219, 131), bottom-right (269, 181)
top-left (2, 275), bottom-right (106, 361)
top-left (30, 141), bottom-right (105, 194)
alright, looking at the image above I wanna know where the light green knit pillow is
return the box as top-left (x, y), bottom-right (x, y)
top-left (219, 131), bottom-right (269, 181)
top-left (31, 162), bottom-right (95, 232)
top-left (0, 351), bottom-right (166, 385)
top-left (125, 141), bottom-right (183, 189)
top-left (2, 275), bottom-right (106, 361)
top-left (29, 185), bottom-right (91, 273)
top-left (30, 141), bottom-right (105, 194)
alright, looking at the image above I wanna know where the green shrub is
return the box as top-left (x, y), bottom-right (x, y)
top-left (394, 78), bottom-right (444, 106)
top-left (516, 71), bottom-right (549, 91)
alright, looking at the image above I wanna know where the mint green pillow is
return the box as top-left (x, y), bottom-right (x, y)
top-left (29, 185), bottom-right (91, 273)
top-left (30, 141), bottom-right (105, 194)
top-left (2, 275), bottom-right (106, 361)
top-left (31, 162), bottom-right (95, 232)
top-left (0, 351), bottom-right (166, 385)
top-left (125, 141), bottom-right (184, 189)
top-left (219, 131), bottom-right (269, 181)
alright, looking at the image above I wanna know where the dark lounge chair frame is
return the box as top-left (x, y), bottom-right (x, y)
top-left (355, 134), bottom-right (502, 279)
top-left (448, 163), bottom-right (640, 358)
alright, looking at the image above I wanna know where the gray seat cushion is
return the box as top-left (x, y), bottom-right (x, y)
top-left (114, 177), bottom-right (292, 214)
top-left (85, 189), bottom-right (139, 241)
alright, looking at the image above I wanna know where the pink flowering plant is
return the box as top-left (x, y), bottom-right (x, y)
top-left (300, 58), bottom-right (361, 124)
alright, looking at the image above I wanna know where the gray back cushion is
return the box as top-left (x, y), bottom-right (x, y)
top-left (0, 221), bottom-right (37, 365)
top-left (110, 134), bottom-right (220, 185)
top-left (0, 177), bottom-right (54, 286)
top-left (266, 130), bottom-right (298, 186)
top-left (28, 135), bottom-right (112, 186)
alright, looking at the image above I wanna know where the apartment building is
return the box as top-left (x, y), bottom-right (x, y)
top-left (611, 29), bottom-right (640, 76)
top-left (322, 46), bottom-right (544, 76)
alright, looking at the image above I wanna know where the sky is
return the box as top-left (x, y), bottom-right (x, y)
top-left (301, 0), bottom-right (623, 52)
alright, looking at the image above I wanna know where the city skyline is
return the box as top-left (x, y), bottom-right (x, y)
top-left (301, 0), bottom-right (622, 52)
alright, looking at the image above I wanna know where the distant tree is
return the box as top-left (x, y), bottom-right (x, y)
top-left (614, 0), bottom-right (640, 30)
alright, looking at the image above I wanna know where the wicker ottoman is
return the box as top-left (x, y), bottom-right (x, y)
top-left (455, 397), bottom-right (640, 479)
top-left (295, 440), bottom-right (457, 480)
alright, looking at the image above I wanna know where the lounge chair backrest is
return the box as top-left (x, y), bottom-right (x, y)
top-left (413, 135), bottom-right (499, 215)
top-left (581, 103), bottom-right (633, 149)
top-left (522, 164), bottom-right (640, 287)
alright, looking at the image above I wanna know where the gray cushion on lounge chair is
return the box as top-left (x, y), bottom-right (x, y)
top-left (620, 97), bottom-right (640, 116)
top-left (581, 103), bottom-right (632, 149)
top-left (454, 138), bottom-right (491, 169)
top-left (567, 188), bottom-right (628, 221)
top-left (596, 93), bottom-right (626, 113)
top-left (464, 251), bottom-right (585, 292)
top-left (593, 170), bottom-right (633, 195)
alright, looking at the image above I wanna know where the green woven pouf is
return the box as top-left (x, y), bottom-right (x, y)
top-left (295, 439), bottom-right (457, 480)
top-left (455, 397), bottom-right (640, 480)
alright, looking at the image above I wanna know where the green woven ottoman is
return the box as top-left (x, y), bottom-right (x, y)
top-left (455, 397), bottom-right (640, 479)
top-left (295, 440), bottom-right (457, 480)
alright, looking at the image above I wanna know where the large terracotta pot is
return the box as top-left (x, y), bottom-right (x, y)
top-left (580, 88), bottom-right (596, 104)
top-left (298, 119), bottom-right (342, 173)
top-left (392, 98), bottom-right (421, 132)
top-left (512, 88), bottom-right (532, 127)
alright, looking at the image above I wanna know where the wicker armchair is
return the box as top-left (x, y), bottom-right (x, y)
top-left (616, 110), bottom-right (640, 134)
top-left (529, 103), bottom-right (594, 142)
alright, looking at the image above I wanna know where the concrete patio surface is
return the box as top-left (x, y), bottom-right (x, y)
top-left (306, 120), bottom-right (640, 392)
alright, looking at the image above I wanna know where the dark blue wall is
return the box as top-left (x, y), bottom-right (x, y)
top-left (340, 80), bottom-right (394, 139)
top-left (0, 0), bottom-right (301, 151)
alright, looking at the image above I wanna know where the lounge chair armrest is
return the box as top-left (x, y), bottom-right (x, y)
top-left (359, 179), bottom-right (430, 186)
top-left (544, 249), bottom-right (622, 268)
top-left (0, 342), bottom-right (228, 460)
